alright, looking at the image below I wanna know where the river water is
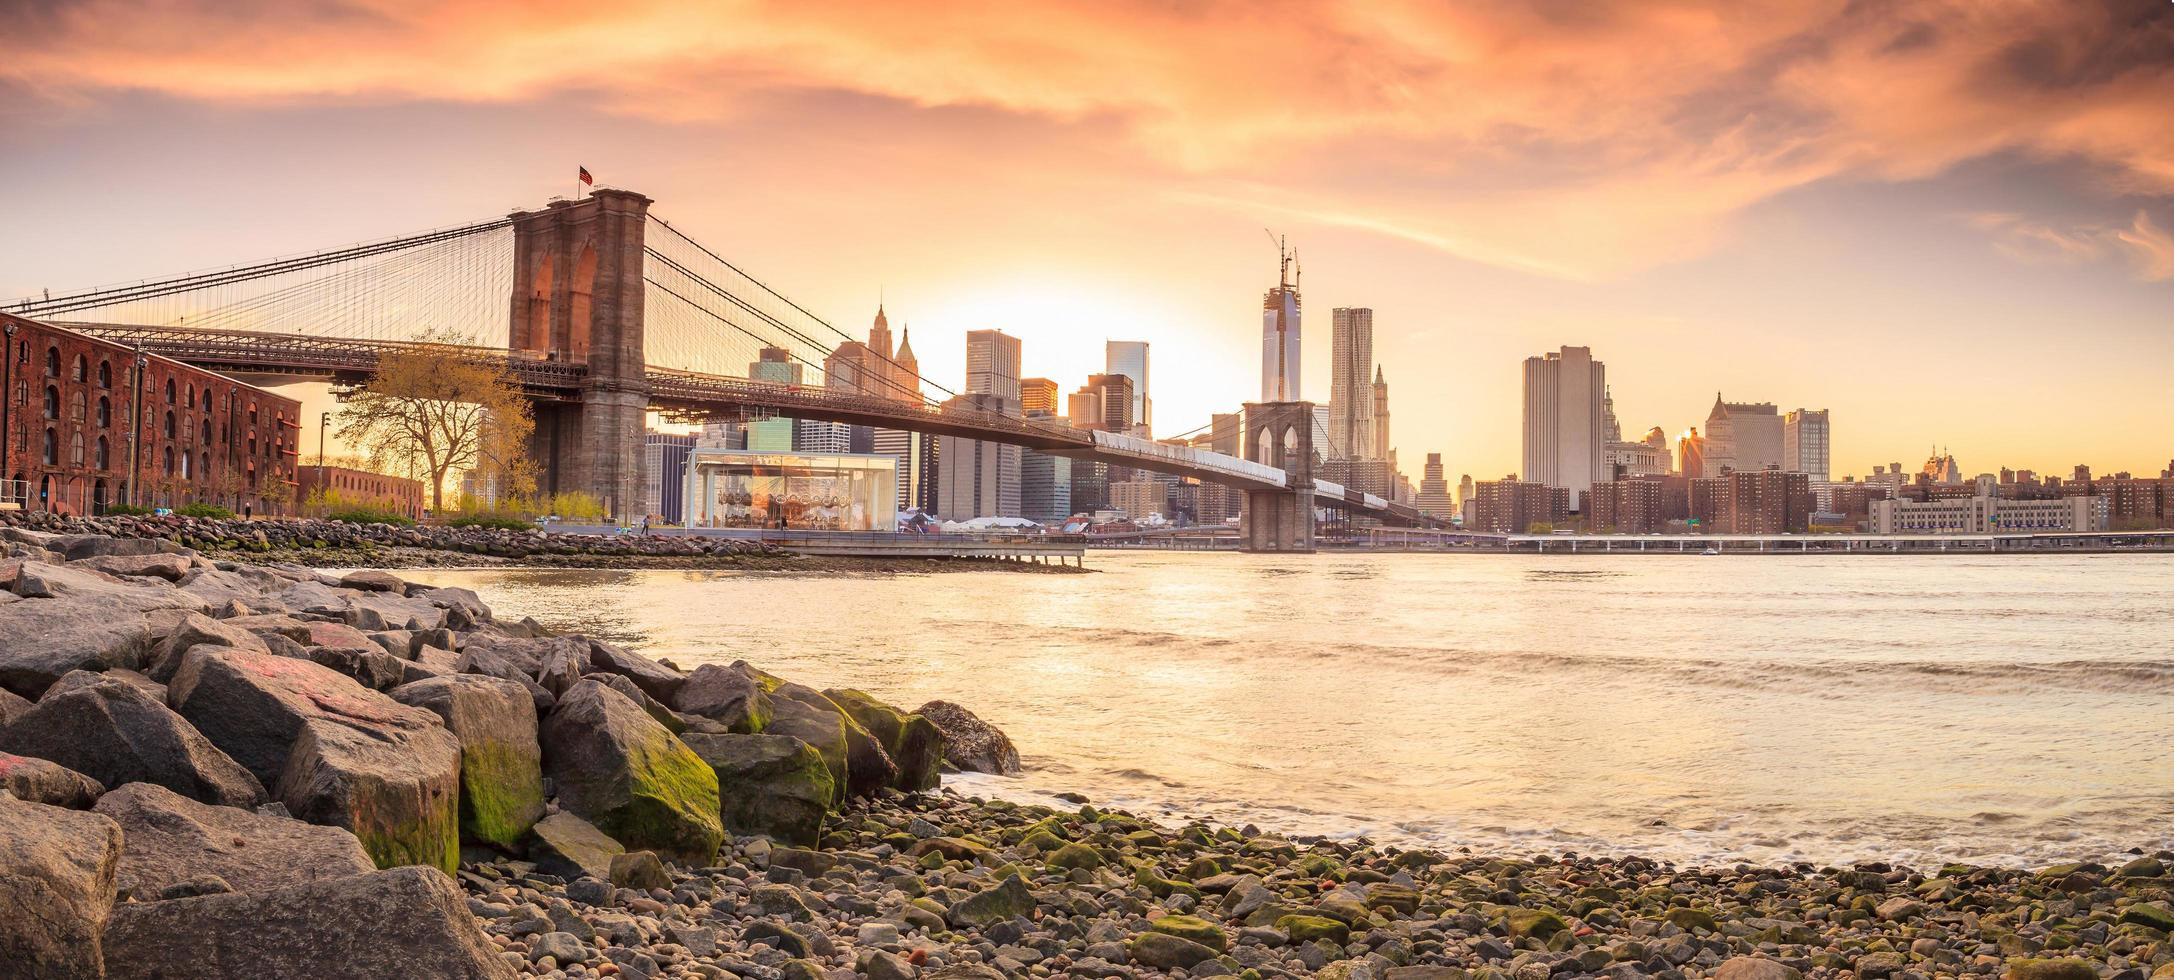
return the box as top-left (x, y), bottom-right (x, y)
top-left (417, 552), bottom-right (2174, 869)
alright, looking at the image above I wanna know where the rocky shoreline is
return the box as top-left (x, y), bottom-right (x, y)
top-left (2, 529), bottom-right (2171, 980)
top-left (0, 510), bottom-right (1085, 574)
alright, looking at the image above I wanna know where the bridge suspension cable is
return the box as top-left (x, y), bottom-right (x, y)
top-left (642, 214), bottom-right (959, 406)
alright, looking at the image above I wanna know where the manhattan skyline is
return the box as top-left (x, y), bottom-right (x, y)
top-left (2, 1), bottom-right (2169, 480)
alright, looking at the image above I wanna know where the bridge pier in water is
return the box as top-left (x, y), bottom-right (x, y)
top-left (1239, 400), bottom-right (1317, 553)
top-left (508, 189), bottom-right (653, 517)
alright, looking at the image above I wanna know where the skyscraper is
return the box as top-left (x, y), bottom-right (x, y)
top-left (1327, 307), bottom-right (1375, 459)
top-left (1261, 238), bottom-right (1301, 402)
top-left (936, 395), bottom-right (1021, 518)
top-left (1677, 427), bottom-right (1707, 480)
top-left (1104, 341), bottom-right (1150, 435)
top-left (745, 346), bottom-right (802, 451)
top-left (1521, 346), bottom-right (1606, 510)
top-left (965, 329), bottom-right (1022, 414)
top-left (1417, 453), bottom-right (1451, 521)
top-left (1067, 374), bottom-right (1134, 432)
top-left (1783, 408), bottom-right (1831, 481)
top-left (1704, 395), bottom-right (1784, 475)
top-left (1371, 365), bottom-right (1391, 461)
top-left (1019, 377), bottom-right (1059, 416)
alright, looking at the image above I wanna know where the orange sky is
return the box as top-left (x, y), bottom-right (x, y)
top-left (2, 0), bottom-right (2169, 479)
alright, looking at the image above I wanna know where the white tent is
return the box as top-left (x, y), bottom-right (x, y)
top-left (941, 516), bottom-right (1044, 533)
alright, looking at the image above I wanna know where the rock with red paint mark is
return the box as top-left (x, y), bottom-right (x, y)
top-left (168, 647), bottom-right (462, 872)
top-left (0, 674), bottom-right (265, 808)
top-left (0, 751), bottom-right (105, 808)
top-left (0, 792), bottom-right (124, 979)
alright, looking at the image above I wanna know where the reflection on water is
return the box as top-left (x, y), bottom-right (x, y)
top-left (420, 552), bottom-right (2174, 868)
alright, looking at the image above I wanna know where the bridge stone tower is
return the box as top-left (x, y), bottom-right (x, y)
top-left (1240, 401), bottom-right (1317, 553)
top-left (507, 189), bottom-right (652, 518)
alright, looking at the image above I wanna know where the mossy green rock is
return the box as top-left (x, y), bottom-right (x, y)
top-left (1129, 932), bottom-right (1222, 970)
top-left (2005, 959), bottom-right (2102, 980)
top-left (2119, 903), bottom-right (2174, 932)
top-left (1049, 842), bottom-right (1105, 871)
top-left (524, 810), bottom-right (624, 880)
top-left (758, 691), bottom-right (850, 807)
top-left (1148, 914), bottom-right (1229, 952)
top-left (1665, 907), bottom-right (1718, 932)
top-left (823, 688), bottom-right (945, 792)
top-left (681, 732), bottom-right (833, 848)
top-left (946, 873), bottom-right (1035, 927)
top-left (390, 674), bottom-right (546, 850)
top-left (1505, 907), bottom-right (1572, 940)
top-left (1277, 914), bottom-right (1351, 944)
top-left (1135, 864), bottom-right (1203, 899)
top-left (541, 679), bottom-right (723, 865)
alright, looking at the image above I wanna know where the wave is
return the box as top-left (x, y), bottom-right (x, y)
top-left (967, 621), bottom-right (2174, 695)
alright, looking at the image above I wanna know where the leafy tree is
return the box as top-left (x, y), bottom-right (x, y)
top-left (334, 330), bottom-right (535, 511)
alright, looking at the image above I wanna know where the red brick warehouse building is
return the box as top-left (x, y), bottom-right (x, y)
top-left (0, 313), bottom-right (303, 515)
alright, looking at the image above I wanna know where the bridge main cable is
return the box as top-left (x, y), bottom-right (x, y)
top-left (2, 216), bottom-right (516, 320)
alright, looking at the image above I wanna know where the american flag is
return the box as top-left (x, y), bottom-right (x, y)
top-left (578, 166), bottom-right (593, 186)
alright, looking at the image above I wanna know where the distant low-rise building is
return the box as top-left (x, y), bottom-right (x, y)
top-left (1870, 494), bottom-right (2103, 534)
top-left (299, 465), bottom-right (424, 521)
top-left (1474, 477), bottom-right (1567, 533)
top-left (1587, 479), bottom-right (1665, 534)
top-left (1721, 469), bottom-right (1812, 534)
top-left (642, 431), bottom-right (696, 523)
top-left (1108, 479), bottom-right (1168, 521)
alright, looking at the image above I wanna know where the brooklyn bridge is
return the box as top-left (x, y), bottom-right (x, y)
top-left (3, 188), bottom-right (1441, 551)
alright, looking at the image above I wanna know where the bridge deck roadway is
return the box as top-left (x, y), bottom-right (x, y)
top-left (66, 322), bottom-right (1437, 525)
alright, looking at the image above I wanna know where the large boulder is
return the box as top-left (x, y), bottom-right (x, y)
top-left (586, 638), bottom-right (686, 703)
top-left (93, 781), bottom-right (375, 899)
top-left (0, 793), bottom-right (124, 979)
top-left (168, 648), bottom-right (462, 872)
top-left (410, 586), bottom-right (491, 630)
top-left (42, 666), bottom-right (166, 702)
top-left (452, 644), bottom-right (556, 714)
top-left (147, 611), bottom-right (273, 674)
top-left (917, 699), bottom-right (1021, 775)
top-left (750, 678), bottom-right (896, 798)
top-left (0, 685), bottom-right (30, 725)
top-left (0, 674), bottom-right (266, 807)
top-left (524, 810), bottom-right (624, 880)
top-left (101, 865), bottom-right (518, 980)
top-left (762, 694), bottom-right (850, 807)
top-left (0, 752), bottom-right (105, 808)
top-left (0, 562), bottom-right (208, 697)
top-left (682, 733), bottom-right (835, 847)
top-left (826, 688), bottom-right (945, 792)
top-left (540, 679), bottom-right (723, 865)
top-left (674, 663), bottom-right (773, 732)
top-left (391, 674), bottom-right (547, 849)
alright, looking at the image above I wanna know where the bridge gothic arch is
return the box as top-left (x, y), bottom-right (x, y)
top-left (1239, 401), bottom-right (1318, 553)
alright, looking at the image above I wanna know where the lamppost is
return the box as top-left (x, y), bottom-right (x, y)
top-left (1, 320), bottom-right (15, 502)
top-left (126, 350), bottom-right (146, 506)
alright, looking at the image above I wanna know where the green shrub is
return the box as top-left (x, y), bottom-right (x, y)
top-left (326, 508), bottom-right (416, 527)
top-left (175, 502), bottom-right (236, 519)
top-left (101, 503), bottom-right (155, 516)
top-left (448, 514), bottom-right (532, 531)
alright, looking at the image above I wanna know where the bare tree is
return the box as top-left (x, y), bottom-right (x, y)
top-left (335, 330), bottom-right (535, 511)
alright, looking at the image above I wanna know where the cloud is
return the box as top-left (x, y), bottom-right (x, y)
top-left (2114, 211), bottom-right (2174, 282)
top-left (1970, 209), bottom-right (2174, 282)
top-left (4, 0), bottom-right (2169, 280)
